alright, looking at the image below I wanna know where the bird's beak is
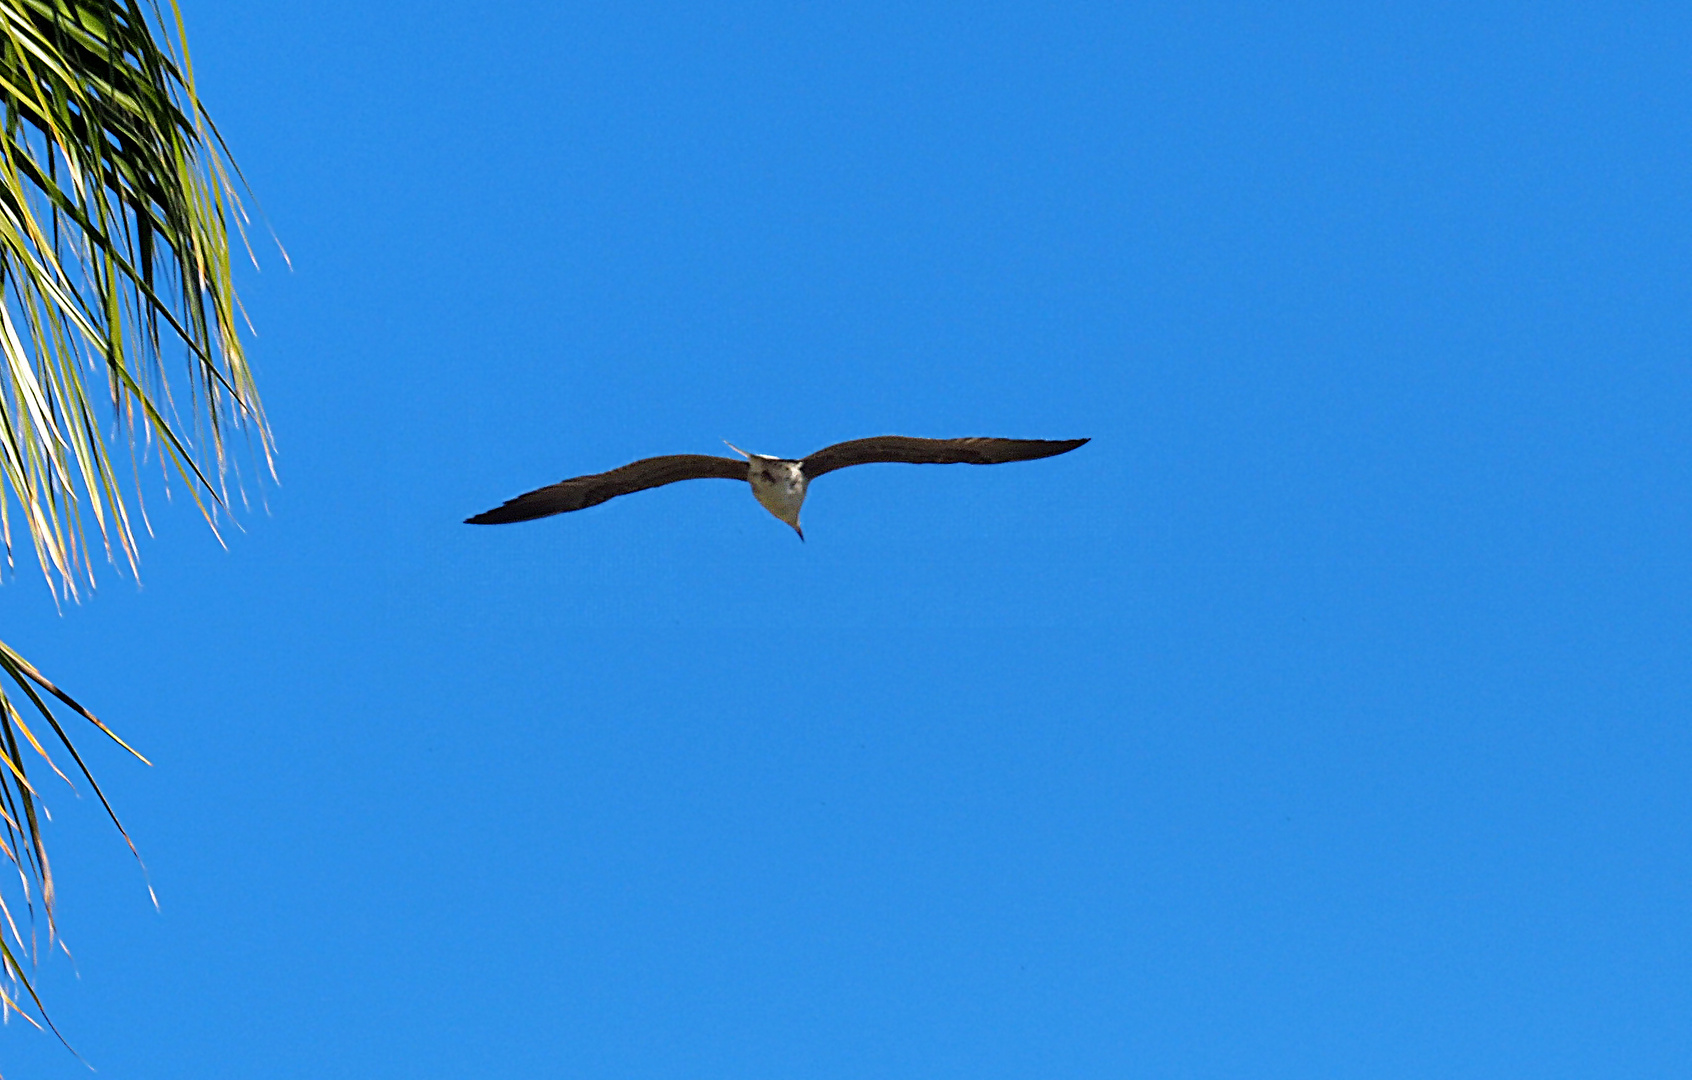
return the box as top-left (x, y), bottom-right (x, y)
top-left (723, 440), bottom-right (750, 459)
top-left (794, 524), bottom-right (805, 543)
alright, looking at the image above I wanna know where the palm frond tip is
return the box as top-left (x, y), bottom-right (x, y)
top-left (0, 0), bottom-right (269, 1040)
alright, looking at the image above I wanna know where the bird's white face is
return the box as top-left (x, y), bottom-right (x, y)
top-left (746, 457), bottom-right (808, 538)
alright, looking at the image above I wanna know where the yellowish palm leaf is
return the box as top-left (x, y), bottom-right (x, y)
top-left (0, 0), bottom-right (267, 1038)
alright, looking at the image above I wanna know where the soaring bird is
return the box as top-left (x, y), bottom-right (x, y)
top-left (465, 435), bottom-right (1089, 540)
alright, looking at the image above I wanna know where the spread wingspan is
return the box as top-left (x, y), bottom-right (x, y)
top-left (465, 454), bottom-right (748, 524)
top-left (799, 436), bottom-right (1089, 479)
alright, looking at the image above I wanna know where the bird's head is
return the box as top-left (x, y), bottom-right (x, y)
top-left (757, 462), bottom-right (808, 541)
top-left (728, 441), bottom-right (808, 541)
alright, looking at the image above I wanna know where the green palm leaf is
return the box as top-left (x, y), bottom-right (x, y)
top-left (0, 0), bottom-right (266, 1038)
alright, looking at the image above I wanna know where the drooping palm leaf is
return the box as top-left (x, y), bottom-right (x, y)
top-left (0, 0), bottom-right (266, 1035)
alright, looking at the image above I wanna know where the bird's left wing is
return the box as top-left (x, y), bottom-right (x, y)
top-left (466, 454), bottom-right (749, 524)
top-left (800, 436), bottom-right (1089, 479)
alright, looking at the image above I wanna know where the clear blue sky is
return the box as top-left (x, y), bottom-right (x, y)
top-left (5, 1), bottom-right (1690, 1075)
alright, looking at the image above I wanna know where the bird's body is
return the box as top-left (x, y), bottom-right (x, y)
top-left (466, 435), bottom-right (1088, 538)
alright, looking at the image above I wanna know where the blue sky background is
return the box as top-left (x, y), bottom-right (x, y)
top-left (3, 1), bottom-right (1690, 1075)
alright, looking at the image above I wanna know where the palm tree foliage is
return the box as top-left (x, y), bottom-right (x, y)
top-left (0, 0), bottom-right (265, 1035)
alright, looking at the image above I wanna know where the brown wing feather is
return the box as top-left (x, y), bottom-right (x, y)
top-left (466, 454), bottom-right (749, 524)
top-left (800, 436), bottom-right (1089, 479)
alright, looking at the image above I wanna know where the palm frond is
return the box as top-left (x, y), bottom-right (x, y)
top-left (0, 0), bottom-right (267, 1040)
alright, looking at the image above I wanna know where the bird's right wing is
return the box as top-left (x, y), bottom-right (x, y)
top-left (466, 454), bottom-right (749, 524)
top-left (800, 436), bottom-right (1089, 479)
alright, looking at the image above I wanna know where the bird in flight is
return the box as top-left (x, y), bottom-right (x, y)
top-left (465, 435), bottom-right (1089, 540)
